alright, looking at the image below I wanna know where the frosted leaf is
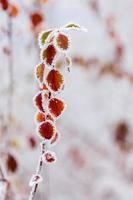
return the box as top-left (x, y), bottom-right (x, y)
top-left (41, 44), bottom-right (57, 66)
top-left (35, 63), bottom-right (45, 83)
top-left (38, 30), bottom-right (52, 48)
top-left (37, 120), bottom-right (56, 140)
top-left (42, 151), bottom-right (57, 164)
top-left (33, 91), bottom-right (44, 112)
top-left (54, 33), bottom-right (70, 52)
top-left (46, 69), bottom-right (64, 92)
top-left (64, 22), bottom-right (87, 32)
top-left (33, 90), bottom-right (49, 112)
top-left (48, 98), bottom-right (65, 118)
top-left (35, 111), bottom-right (46, 123)
top-left (65, 22), bottom-right (81, 29)
top-left (29, 174), bottom-right (43, 187)
top-left (50, 132), bottom-right (60, 146)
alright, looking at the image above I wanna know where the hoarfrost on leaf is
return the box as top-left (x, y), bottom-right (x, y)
top-left (29, 174), bottom-right (43, 187)
top-left (42, 150), bottom-right (57, 164)
top-left (38, 30), bottom-right (53, 48)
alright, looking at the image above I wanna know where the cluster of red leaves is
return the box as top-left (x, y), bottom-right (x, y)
top-left (0, 0), bottom-right (19, 17)
top-left (33, 23), bottom-right (83, 164)
top-left (33, 25), bottom-right (75, 164)
top-left (29, 24), bottom-right (85, 193)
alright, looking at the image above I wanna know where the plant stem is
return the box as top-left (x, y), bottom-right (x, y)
top-left (29, 141), bottom-right (46, 200)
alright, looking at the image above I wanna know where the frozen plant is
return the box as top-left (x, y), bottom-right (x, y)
top-left (28, 23), bottom-right (87, 200)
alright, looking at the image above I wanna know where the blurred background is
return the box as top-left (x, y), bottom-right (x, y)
top-left (1, 0), bottom-right (133, 199)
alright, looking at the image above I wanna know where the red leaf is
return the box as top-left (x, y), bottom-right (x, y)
top-left (48, 98), bottom-right (65, 118)
top-left (41, 44), bottom-right (56, 66)
top-left (46, 69), bottom-right (64, 92)
top-left (30, 12), bottom-right (43, 28)
top-left (38, 121), bottom-right (55, 140)
top-left (54, 33), bottom-right (70, 51)
top-left (33, 91), bottom-right (44, 112)
top-left (28, 136), bottom-right (37, 149)
top-left (6, 153), bottom-right (18, 173)
top-left (0, 0), bottom-right (9, 10)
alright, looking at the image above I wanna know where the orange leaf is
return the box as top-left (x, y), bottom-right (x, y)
top-left (8, 4), bottom-right (19, 17)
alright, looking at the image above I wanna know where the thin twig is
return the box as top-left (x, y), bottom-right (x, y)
top-left (29, 141), bottom-right (46, 200)
top-left (0, 164), bottom-right (4, 180)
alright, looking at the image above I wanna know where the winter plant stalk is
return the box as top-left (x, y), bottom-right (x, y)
top-left (28, 23), bottom-right (87, 200)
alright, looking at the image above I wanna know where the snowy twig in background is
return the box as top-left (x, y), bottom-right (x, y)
top-left (0, 0), bottom-right (19, 123)
top-left (7, 16), bottom-right (13, 123)
top-left (0, 162), bottom-right (8, 200)
top-left (0, 164), bottom-right (4, 180)
top-left (28, 23), bottom-right (86, 200)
